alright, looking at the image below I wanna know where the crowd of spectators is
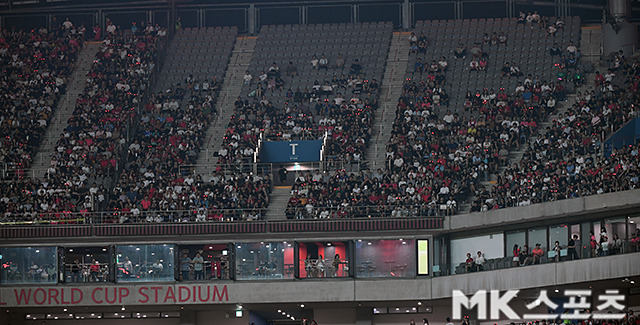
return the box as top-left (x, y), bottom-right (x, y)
top-left (4, 17), bottom-right (640, 224)
top-left (480, 57), bottom-right (640, 210)
top-left (0, 21), bottom-right (163, 223)
top-left (233, 63), bottom-right (380, 164)
top-left (0, 24), bottom-right (83, 175)
top-left (107, 71), bottom-right (272, 223)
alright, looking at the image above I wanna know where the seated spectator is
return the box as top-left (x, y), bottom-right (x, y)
top-left (335, 54), bottom-right (345, 69)
top-left (470, 43), bottom-right (483, 58)
top-left (242, 70), bottom-right (253, 85)
top-left (319, 55), bottom-right (328, 70)
top-left (438, 57), bottom-right (448, 71)
top-left (349, 59), bottom-right (362, 75)
top-left (532, 243), bottom-right (544, 264)
top-left (453, 43), bottom-right (466, 59)
top-left (520, 245), bottom-right (532, 265)
top-left (500, 62), bottom-right (511, 78)
top-left (464, 253), bottom-right (474, 272)
top-left (469, 58), bottom-right (479, 71)
top-left (310, 55), bottom-right (319, 69)
top-left (285, 62), bottom-right (298, 77)
top-left (550, 43), bottom-right (562, 56)
top-left (417, 33), bottom-right (428, 53)
top-left (478, 57), bottom-right (488, 71)
top-left (498, 32), bottom-right (507, 45)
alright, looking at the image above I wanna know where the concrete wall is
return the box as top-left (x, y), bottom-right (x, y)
top-left (431, 252), bottom-right (640, 299)
top-left (446, 189), bottom-right (640, 233)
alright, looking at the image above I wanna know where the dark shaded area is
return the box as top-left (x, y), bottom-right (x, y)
top-left (153, 10), bottom-right (169, 28)
top-left (4, 14), bottom-right (46, 30)
top-left (177, 9), bottom-right (199, 28)
top-left (52, 12), bottom-right (94, 29)
top-left (462, 1), bottom-right (507, 19)
top-left (258, 6), bottom-right (300, 27)
top-left (359, 4), bottom-right (401, 26)
top-left (105, 11), bottom-right (147, 28)
top-left (514, 3), bottom-right (556, 17)
top-left (413, 2), bottom-right (456, 21)
top-left (204, 8), bottom-right (247, 31)
top-left (308, 5), bottom-right (351, 24)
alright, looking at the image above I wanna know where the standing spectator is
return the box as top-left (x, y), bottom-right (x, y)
top-left (180, 253), bottom-right (191, 280)
top-left (567, 235), bottom-right (579, 260)
top-left (192, 252), bottom-right (204, 280)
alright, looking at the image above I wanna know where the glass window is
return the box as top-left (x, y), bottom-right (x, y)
top-left (450, 233), bottom-right (504, 274)
top-left (354, 239), bottom-right (416, 278)
top-left (549, 225), bottom-right (569, 250)
top-left (235, 242), bottom-right (293, 280)
top-left (64, 246), bottom-right (110, 283)
top-left (0, 246), bottom-right (57, 285)
top-left (505, 230), bottom-right (526, 258)
top-left (178, 244), bottom-right (230, 281)
top-left (115, 245), bottom-right (175, 282)
top-left (298, 241), bottom-right (349, 278)
top-left (528, 227), bottom-right (547, 252)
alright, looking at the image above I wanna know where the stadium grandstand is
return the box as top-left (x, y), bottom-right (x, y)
top-left (0, 0), bottom-right (639, 324)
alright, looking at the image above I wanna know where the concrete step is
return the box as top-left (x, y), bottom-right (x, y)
top-left (194, 36), bottom-right (258, 176)
top-left (30, 41), bottom-right (103, 178)
top-left (264, 186), bottom-right (292, 221)
top-left (365, 32), bottom-right (410, 164)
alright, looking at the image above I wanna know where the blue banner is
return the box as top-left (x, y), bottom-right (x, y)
top-left (604, 117), bottom-right (640, 156)
top-left (259, 140), bottom-right (323, 162)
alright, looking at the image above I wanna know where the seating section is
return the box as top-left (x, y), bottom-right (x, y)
top-left (287, 17), bottom-right (581, 219)
top-left (410, 17), bottom-right (581, 109)
top-left (107, 27), bottom-right (273, 223)
top-left (481, 63), bottom-right (640, 211)
top-left (0, 29), bottom-right (83, 177)
top-left (230, 22), bottom-right (391, 163)
top-left (157, 27), bottom-right (236, 92)
top-left (0, 27), bottom-right (163, 224)
top-left (3, 17), bottom-right (640, 224)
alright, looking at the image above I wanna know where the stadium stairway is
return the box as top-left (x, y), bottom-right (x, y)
top-left (264, 186), bottom-right (292, 220)
top-left (30, 41), bottom-right (102, 179)
top-left (581, 25), bottom-right (602, 65)
top-left (365, 32), bottom-right (409, 169)
top-left (465, 72), bottom-right (596, 213)
top-left (195, 36), bottom-right (257, 176)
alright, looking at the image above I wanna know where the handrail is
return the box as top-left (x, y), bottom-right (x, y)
top-left (0, 204), bottom-right (445, 226)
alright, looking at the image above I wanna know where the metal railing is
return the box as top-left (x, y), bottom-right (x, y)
top-left (0, 202), bottom-right (447, 226)
top-left (0, 207), bottom-right (269, 226)
top-left (285, 203), bottom-right (456, 219)
top-left (436, 239), bottom-right (640, 277)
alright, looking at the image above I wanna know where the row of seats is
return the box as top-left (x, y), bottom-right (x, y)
top-left (0, 28), bottom-right (83, 176)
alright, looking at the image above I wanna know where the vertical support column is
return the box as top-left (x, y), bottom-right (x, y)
top-left (198, 9), bottom-right (204, 29)
top-left (402, 0), bottom-right (410, 30)
top-left (47, 13), bottom-right (53, 32)
top-left (147, 10), bottom-right (152, 25)
top-left (248, 4), bottom-right (256, 35)
top-left (98, 9), bottom-right (105, 35)
top-left (455, 1), bottom-right (463, 20)
top-left (301, 5), bottom-right (306, 25)
top-left (352, 4), bottom-right (358, 24)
